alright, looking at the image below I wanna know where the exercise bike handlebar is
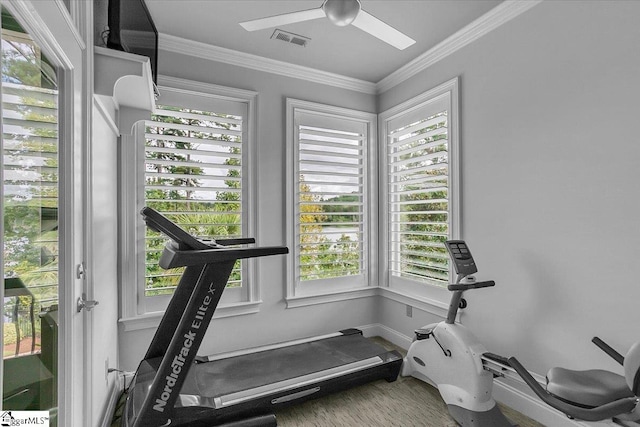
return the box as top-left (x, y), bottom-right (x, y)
top-left (592, 336), bottom-right (625, 366)
top-left (508, 357), bottom-right (638, 421)
top-left (447, 280), bottom-right (495, 292)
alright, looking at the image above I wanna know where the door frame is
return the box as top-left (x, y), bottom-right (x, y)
top-left (0, 1), bottom-right (92, 425)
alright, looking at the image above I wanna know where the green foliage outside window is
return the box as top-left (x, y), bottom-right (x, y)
top-left (2, 15), bottom-right (59, 361)
top-left (298, 178), bottom-right (362, 281)
top-left (144, 106), bottom-right (243, 296)
top-left (2, 44), bottom-right (59, 300)
top-left (392, 112), bottom-right (450, 284)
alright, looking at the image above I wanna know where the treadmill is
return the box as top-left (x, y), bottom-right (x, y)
top-left (121, 208), bottom-right (402, 427)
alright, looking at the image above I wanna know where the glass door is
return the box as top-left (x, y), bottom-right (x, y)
top-left (1, 8), bottom-right (59, 424)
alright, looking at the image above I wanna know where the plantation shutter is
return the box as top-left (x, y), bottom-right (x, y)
top-left (294, 111), bottom-right (367, 285)
top-left (387, 95), bottom-right (450, 285)
top-left (143, 104), bottom-right (244, 296)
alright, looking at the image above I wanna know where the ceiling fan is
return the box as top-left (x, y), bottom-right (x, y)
top-left (239, 0), bottom-right (416, 50)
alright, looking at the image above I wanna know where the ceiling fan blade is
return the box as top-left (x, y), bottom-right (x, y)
top-left (240, 8), bottom-right (325, 32)
top-left (352, 10), bottom-right (416, 50)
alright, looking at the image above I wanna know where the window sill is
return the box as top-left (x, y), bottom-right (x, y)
top-left (119, 300), bottom-right (263, 332)
top-left (284, 285), bottom-right (453, 318)
top-left (285, 287), bottom-right (377, 309)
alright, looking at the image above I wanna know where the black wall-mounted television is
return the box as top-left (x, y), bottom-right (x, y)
top-left (107, 0), bottom-right (158, 84)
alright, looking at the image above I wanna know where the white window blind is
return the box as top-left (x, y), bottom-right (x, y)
top-left (294, 111), bottom-right (368, 286)
top-left (388, 98), bottom-right (450, 285)
top-left (144, 104), bottom-right (244, 296)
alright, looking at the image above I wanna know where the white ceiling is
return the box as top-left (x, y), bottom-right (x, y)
top-left (145, 0), bottom-right (503, 83)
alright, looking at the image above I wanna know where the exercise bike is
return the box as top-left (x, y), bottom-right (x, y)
top-left (402, 240), bottom-right (515, 426)
top-left (403, 240), bottom-right (640, 426)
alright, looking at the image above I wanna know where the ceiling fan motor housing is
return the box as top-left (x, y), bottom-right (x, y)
top-left (323, 0), bottom-right (362, 26)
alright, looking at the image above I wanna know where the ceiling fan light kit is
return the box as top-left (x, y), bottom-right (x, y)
top-left (239, 0), bottom-right (416, 50)
top-left (323, 0), bottom-right (361, 27)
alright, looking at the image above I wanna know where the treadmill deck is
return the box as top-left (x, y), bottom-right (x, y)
top-left (192, 333), bottom-right (389, 397)
top-left (131, 332), bottom-right (401, 413)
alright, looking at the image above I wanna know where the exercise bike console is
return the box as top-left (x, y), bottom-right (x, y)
top-left (445, 240), bottom-right (477, 277)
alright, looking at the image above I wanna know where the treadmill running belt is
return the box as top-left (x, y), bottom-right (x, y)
top-left (191, 334), bottom-right (386, 398)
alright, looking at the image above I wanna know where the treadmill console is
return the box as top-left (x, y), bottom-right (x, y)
top-left (445, 240), bottom-right (478, 276)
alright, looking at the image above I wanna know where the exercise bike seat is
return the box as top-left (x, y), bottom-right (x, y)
top-left (510, 340), bottom-right (640, 422)
top-left (546, 367), bottom-right (633, 407)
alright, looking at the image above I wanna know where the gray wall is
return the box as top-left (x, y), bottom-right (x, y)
top-left (118, 51), bottom-right (379, 370)
top-left (91, 101), bottom-right (120, 424)
top-left (117, 0), bottom-right (640, 395)
top-left (379, 0), bottom-right (640, 375)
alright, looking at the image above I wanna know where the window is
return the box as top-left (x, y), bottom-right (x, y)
top-left (120, 79), bottom-right (257, 318)
top-left (144, 105), bottom-right (244, 297)
top-left (379, 78), bottom-right (460, 297)
top-left (1, 10), bottom-right (60, 414)
top-left (388, 108), bottom-right (449, 284)
top-left (286, 99), bottom-right (377, 304)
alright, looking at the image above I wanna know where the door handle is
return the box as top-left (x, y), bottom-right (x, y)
top-left (77, 294), bottom-right (99, 312)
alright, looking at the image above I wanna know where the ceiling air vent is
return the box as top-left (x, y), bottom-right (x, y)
top-left (271, 29), bottom-right (310, 47)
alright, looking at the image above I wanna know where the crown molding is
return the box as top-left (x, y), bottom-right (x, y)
top-left (157, 75), bottom-right (258, 102)
top-left (376, 0), bottom-right (543, 93)
top-left (159, 33), bottom-right (378, 95)
top-left (158, 0), bottom-right (542, 96)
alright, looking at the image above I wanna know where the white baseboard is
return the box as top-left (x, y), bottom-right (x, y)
top-left (359, 322), bottom-right (413, 349)
top-left (358, 322), bottom-right (617, 427)
top-left (99, 376), bottom-right (123, 427)
top-left (99, 371), bottom-right (136, 427)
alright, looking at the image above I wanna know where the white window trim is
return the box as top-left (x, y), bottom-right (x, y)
top-left (119, 76), bottom-right (259, 325)
top-left (378, 77), bottom-right (461, 304)
top-left (285, 98), bottom-right (378, 307)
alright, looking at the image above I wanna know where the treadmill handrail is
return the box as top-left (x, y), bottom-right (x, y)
top-left (141, 207), bottom-right (211, 250)
top-left (216, 238), bottom-right (256, 246)
top-left (159, 244), bottom-right (289, 269)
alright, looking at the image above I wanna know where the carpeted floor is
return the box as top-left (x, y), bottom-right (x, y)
top-left (274, 337), bottom-right (545, 427)
top-left (110, 337), bottom-right (545, 427)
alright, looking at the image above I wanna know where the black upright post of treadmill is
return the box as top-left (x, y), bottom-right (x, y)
top-left (132, 208), bottom-right (288, 427)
